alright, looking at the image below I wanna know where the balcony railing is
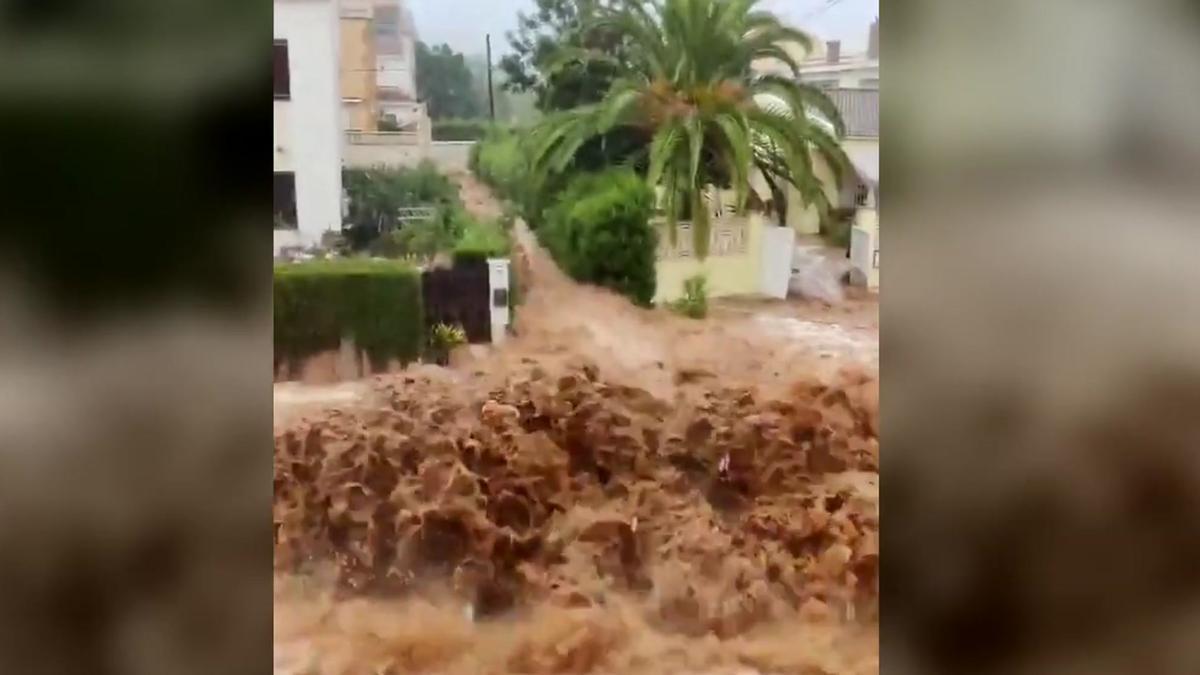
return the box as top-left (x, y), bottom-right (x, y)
top-left (347, 130), bottom-right (422, 145)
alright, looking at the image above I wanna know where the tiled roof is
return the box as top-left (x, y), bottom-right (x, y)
top-left (827, 88), bottom-right (879, 138)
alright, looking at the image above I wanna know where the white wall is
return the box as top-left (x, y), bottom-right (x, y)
top-left (798, 61), bottom-right (880, 89)
top-left (377, 54), bottom-right (416, 98)
top-left (343, 140), bottom-right (426, 168)
top-left (274, 0), bottom-right (343, 250)
top-left (428, 141), bottom-right (474, 172)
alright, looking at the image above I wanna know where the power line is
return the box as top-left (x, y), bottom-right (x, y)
top-left (801, 0), bottom-right (846, 22)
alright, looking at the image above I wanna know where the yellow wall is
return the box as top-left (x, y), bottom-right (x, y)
top-left (654, 214), bottom-right (765, 304)
top-left (340, 17), bottom-right (377, 131)
top-left (786, 137), bottom-right (878, 236)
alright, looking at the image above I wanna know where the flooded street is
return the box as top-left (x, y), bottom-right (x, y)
top-left (273, 175), bottom-right (879, 674)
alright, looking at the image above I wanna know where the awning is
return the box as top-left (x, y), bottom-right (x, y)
top-left (844, 144), bottom-right (879, 188)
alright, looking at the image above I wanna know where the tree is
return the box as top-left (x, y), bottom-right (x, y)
top-left (498, 0), bottom-right (632, 112)
top-left (415, 42), bottom-right (484, 119)
top-left (527, 0), bottom-right (850, 258)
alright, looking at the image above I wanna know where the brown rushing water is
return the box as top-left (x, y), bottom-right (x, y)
top-left (273, 175), bottom-right (879, 675)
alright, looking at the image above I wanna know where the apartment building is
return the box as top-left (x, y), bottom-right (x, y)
top-left (340, 0), bottom-right (379, 132)
top-left (274, 0), bottom-right (344, 252)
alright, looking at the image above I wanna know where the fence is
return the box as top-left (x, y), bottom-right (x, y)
top-left (655, 215), bottom-right (764, 303)
top-left (421, 262), bottom-right (493, 344)
top-left (344, 130), bottom-right (429, 168)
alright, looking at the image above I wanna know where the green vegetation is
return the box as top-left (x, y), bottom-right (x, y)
top-left (453, 217), bottom-right (512, 266)
top-left (428, 322), bottom-right (468, 365)
top-left (541, 169), bottom-right (657, 306)
top-left (273, 259), bottom-right (423, 373)
top-left (431, 118), bottom-right (492, 142)
top-left (498, 0), bottom-right (631, 113)
top-left (526, 0), bottom-right (849, 259)
top-left (416, 42), bottom-right (484, 120)
top-left (343, 162), bottom-right (461, 250)
top-left (342, 162), bottom-right (510, 265)
top-left (670, 274), bottom-right (709, 319)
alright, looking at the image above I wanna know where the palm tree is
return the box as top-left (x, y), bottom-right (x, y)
top-left (526, 0), bottom-right (850, 258)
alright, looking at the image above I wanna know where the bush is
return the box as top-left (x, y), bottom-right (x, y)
top-left (471, 130), bottom-right (527, 198)
top-left (432, 118), bottom-right (493, 141)
top-left (343, 162), bottom-right (461, 250)
top-left (371, 206), bottom-right (473, 261)
top-left (274, 259), bottom-right (423, 372)
top-left (452, 215), bottom-right (511, 266)
top-left (541, 169), bottom-right (657, 306)
top-left (670, 274), bottom-right (709, 319)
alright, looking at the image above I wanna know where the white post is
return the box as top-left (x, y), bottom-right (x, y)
top-left (487, 258), bottom-right (511, 344)
top-left (849, 208), bottom-right (880, 289)
top-left (758, 218), bottom-right (795, 299)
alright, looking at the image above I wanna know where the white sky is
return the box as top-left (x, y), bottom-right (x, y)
top-left (408, 0), bottom-right (880, 59)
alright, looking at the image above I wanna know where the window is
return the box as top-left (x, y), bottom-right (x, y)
top-left (854, 182), bottom-right (871, 207)
top-left (860, 78), bottom-right (880, 88)
top-left (807, 79), bottom-right (838, 89)
top-left (273, 40), bottom-right (290, 99)
top-left (273, 172), bottom-right (297, 229)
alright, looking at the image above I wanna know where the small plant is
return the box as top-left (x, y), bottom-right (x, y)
top-left (670, 274), bottom-right (709, 319)
top-left (428, 322), bottom-right (467, 365)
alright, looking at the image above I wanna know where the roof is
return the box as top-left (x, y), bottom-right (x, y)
top-left (826, 88), bottom-right (879, 139)
top-left (845, 143), bottom-right (878, 187)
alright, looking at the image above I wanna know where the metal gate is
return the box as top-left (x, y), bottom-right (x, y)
top-left (421, 262), bottom-right (492, 343)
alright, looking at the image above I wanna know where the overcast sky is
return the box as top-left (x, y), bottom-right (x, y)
top-left (408, 0), bottom-right (879, 59)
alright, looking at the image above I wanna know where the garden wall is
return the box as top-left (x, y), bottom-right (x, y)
top-left (654, 213), bottom-right (767, 303)
top-left (427, 141), bottom-right (475, 172)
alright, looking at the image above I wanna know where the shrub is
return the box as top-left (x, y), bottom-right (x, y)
top-left (427, 322), bottom-right (467, 365)
top-left (470, 128), bottom-right (562, 225)
top-left (670, 274), bottom-right (709, 319)
top-left (343, 162), bottom-right (461, 249)
top-left (274, 259), bottom-right (423, 372)
top-left (471, 130), bottom-right (527, 197)
top-left (432, 119), bottom-right (493, 141)
top-left (541, 169), bottom-right (657, 306)
top-left (452, 215), bottom-right (511, 266)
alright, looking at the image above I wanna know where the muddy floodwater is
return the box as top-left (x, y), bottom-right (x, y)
top-left (273, 175), bottom-right (879, 675)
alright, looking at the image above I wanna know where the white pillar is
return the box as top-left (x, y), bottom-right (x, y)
top-left (487, 258), bottom-right (511, 344)
top-left (849, 208), bottom-right (879, 290)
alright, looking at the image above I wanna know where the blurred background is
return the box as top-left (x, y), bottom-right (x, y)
top-left (0, 1), bottom-right (272, 674)
top-left (884, 0), bottom-right (1200, 673)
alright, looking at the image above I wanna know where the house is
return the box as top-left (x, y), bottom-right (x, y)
top-left (339, 0), bottom-right (380, 132)
top-left (796, 18), bottom-right (879, 90)
top-left (372, 0), bottom-right (429, 132)
top-left (274, 0), bottom-right (345, 252)
top-left (339, 0), bottom-right (431, 169)
top-left (786, 87), bottom-right (879, 236)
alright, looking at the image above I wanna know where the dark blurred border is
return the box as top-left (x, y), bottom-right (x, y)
top-left (883, 1), bottom-right (1200, 673)
top-left (0, 2), bottom-right (272, 674)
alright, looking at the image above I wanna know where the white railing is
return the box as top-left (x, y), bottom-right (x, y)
top-left (347, 131), bottom-right (422, 146)
top-left (656, 217), bottom-right (751, 260)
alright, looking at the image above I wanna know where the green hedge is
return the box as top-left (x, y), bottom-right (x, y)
top-left (452, 216), bottom-right (511, 266)
top-left (541, 169), bottom-right (658, 306)
top-left (469, 128), bottom-right (561, 225)
top-left (274, 260), bottom-right (423, 372)
top-left (432, 118), bottom-right (494, 141)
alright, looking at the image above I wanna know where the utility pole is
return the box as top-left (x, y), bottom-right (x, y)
top-left (485, 33), bottom-right (496, 122)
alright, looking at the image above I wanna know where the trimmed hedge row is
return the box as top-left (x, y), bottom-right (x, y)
top-left (432, 118), bottom-right (494, 141)
top-left (452, 217), bottom-right (511, 266)
top-left (274, 260), bottom-right (423, 372)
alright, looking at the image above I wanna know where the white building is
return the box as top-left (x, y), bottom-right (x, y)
top-left (797, 18), bottom-right (879, 90)
top-left (274, 0), bottom-right (345, 252)
top-left (372, 0), bottom-right (424, 128)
